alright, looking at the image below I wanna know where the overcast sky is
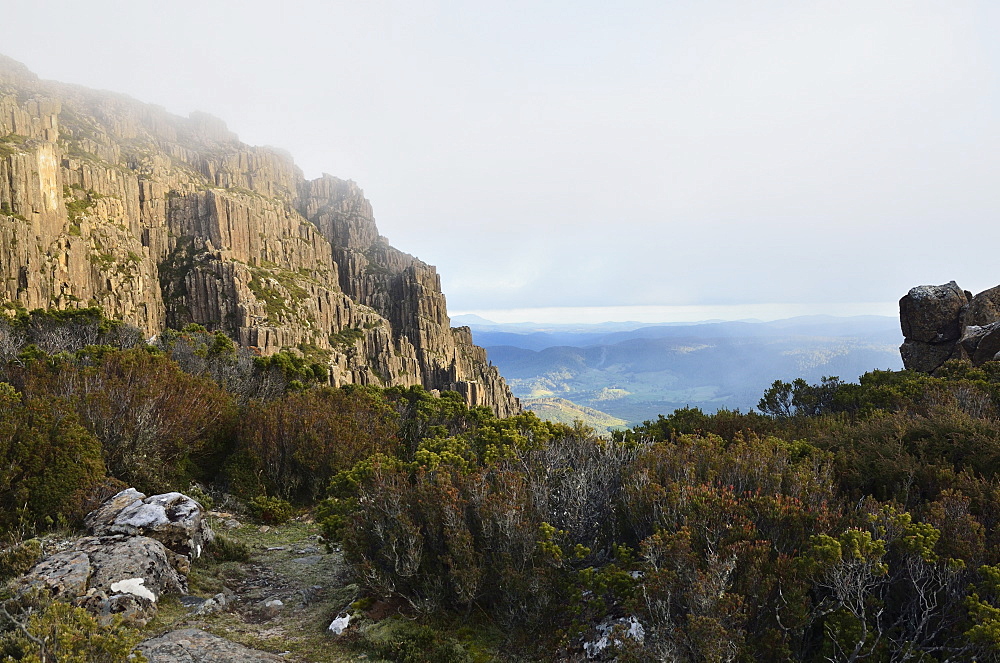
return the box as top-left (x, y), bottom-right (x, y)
top-left (5, 1), bottom-right (1000, 322)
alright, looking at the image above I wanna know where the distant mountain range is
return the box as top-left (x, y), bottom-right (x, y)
top-left (467, 315), bottom-right (904, 425)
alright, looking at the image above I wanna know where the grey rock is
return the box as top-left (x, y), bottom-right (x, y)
top-left (960, 324), bottom-right (994, 357)
top-left (192, 592), bottom-right (227, 616)
top-left (901, 282), bottom-right (1000, 372)
top-left (21, 535), bottom-right (184, 626)
top-left (86, 489), bottom-right (214, 559)
top-left (20, 550), bottom-right (91, 599)
top-left (899, 281), bottom-right (969, 343)
top-left (138, 628), bottom-right (285, 663)
top-left (968, 285), bottom-right (1000, 327)
top-left (900, 339), bottom-right (967, 374)
top-left (973, 324), bottom-right (1000, 365)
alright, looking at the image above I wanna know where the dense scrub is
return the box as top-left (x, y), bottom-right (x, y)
top-left (327, 363), bottom-right (1000, 660)
top-left (5, 309), bottom-right (1000, 660)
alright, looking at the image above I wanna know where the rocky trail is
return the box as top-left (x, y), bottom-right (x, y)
top-left (141, 517), bottom-right (364, 662)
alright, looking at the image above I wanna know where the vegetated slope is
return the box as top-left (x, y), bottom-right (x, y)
top-left (521, 396), bottom-right (627, 434)
top-left (0, 55), bottom-right (517, 415)
top-left (477, 315), bottom-right (902, 423)
top-left (8, 302), bottom-right (1000, 661)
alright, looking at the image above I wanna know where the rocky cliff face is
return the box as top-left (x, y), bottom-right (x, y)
top-left (0, 56), bottom-right (519, 416)
top-left (899, 281), bottom-right (1000, 373)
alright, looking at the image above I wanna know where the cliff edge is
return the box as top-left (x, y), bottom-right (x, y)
top-left (0, 55), bottom-right (518, 416)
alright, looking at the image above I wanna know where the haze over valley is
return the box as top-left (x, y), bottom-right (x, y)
top-left (462, 314), bottom-right (904, 425)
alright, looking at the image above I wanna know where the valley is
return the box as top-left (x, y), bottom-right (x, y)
top-left (465, 315), bottom-right (903, 424)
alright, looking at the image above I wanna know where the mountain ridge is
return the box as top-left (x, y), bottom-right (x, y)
top-left (0, 55), bottom-right (518, 416)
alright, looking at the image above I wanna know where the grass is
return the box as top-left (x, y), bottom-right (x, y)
top-left (329, 327), bottom-right (364, 349)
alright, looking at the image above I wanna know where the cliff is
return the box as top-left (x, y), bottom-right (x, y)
top-left (0, 56), bottom-right (519, 416)
top-left (899, 281), bottom-right (1000, 373)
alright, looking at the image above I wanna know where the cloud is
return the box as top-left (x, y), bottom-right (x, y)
top-left (5, 1), bottom-right (1000, 315)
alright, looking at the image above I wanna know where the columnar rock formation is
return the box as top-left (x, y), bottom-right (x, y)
top-left (0, 56), bottom-right (518, 416)
top-left (899, 281), bottom-right (1000, 373)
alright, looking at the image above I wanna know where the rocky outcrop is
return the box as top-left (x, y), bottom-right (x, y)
top-left (21, 535), bottom-right (185, 625)
top-left (85, 488), bottom-right (214, 560)
top-left (0, 55), bottom-right (518, 416)
top-left (899, 281), bottom-right (1000, 372)
top-left (18, 489), bottom-right (211, 626)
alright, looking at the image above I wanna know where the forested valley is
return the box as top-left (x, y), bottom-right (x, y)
top-left (3, 307), bottom-right (1000, 661)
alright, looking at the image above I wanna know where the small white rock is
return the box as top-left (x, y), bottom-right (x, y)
top-left (328, 613), bottom-right (350, 635)
top-left (110, 577), bottom-right (156, 602)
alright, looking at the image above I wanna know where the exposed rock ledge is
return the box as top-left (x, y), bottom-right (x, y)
top-left (138, 628), bottom-right (286, 663)
top-left (18, 488), bottom-right (211, 626)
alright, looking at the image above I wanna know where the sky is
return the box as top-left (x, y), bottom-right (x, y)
top-left (5, 1), bottom-right (1000, 323)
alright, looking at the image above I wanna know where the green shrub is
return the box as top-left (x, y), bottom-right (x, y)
top-left (0, 539), bottom-right (42, 582)
top-left (363, 619), bottom-right (472, 663)
top-left (0, 599), bottom-right (148, 662)
top-left (185, 482), bottom-right (215, 511)
top-left (248, 496), bottom-right (294, 524)
top-left (0, 387), bottom-right (107, 535)
top-left (234, 387), bottom-right (398, 502)
top-left (207, 533), bottom-right (250, 562)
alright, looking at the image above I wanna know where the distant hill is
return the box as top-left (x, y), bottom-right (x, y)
top-left (474, 315), bottom-right (903, 424)
top-left (521, 397), bottom-right (627, 435)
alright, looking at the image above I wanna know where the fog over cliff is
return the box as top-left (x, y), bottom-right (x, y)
top-left (5, 2), bottom-right (1000, 321)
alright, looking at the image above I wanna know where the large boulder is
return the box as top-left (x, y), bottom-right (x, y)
top-left (967, 285), bottom-right (1000, 328)
top-left (899, 281), bottom-right (969, 344)
top-left (20, 535), bottom-right (185, 625)
top-left (899, 339), bottom-right (968, 374)
top-left (137, 629), bottom-right (286, 663)
top-left (16, 488), bottom-right (213, 626)
top-left (971, 323), bottom-right (1000, 365)
top-left (85, 489), bottom-right (214, 559)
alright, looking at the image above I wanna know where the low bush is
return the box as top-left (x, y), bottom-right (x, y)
top-left (248, 496), bottom-right (294, 524)
top-left (0, 598), bottom-right (147, 662)
top-left (0, 386), bottom-right (107, 535)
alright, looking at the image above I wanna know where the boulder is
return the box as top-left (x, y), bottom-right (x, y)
top-left (900, 339), bottom-right (968, 374)
top-left (967, 285), bottom-right (1000, 328)
top-left (960, 324), bottom-right (995, 358)
top-left (137, 629), bottom-right (286, 663)
top-left (972, 324), bottom-right (1000, 365)
top-left (86, 489), bottom-right (214, 559)
top-left (899, 281), bottom-right (969, 343)
top-left (20, 535), bottom-right (184, 625)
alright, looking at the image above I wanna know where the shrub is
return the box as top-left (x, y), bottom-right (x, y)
top-left (362, 619), bottom-right (472, 663)
top-left (248, 496), bottom-right (294, 524)
top-left (207, 533), bottom-right (250, 562)
top-left (11, 348), bottom-right (234, 492)
top-left (0, 599), bottom-right (148, 662)
top-left (235, 387), bottom-right (398, 502)
top-left (0, 539), bottom-right (42, 582)
top-left (0, 387), bottom-right (107, 535)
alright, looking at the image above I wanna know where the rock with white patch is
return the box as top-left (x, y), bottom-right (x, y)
top-left (109, 577), bottom-right (156, 602)
top-left (20, 535), bottom-right (184, 626)
top-left (582, 616), bottom-right (645, 659)
top-left (85, 488), bottom-right (214, 558)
